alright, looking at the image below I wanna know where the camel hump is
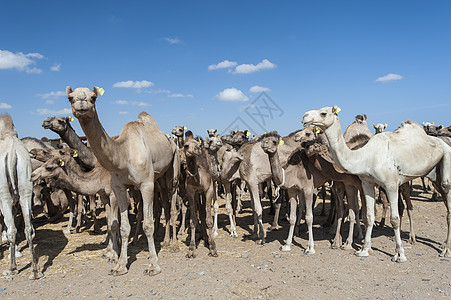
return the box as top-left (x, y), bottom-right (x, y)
top-left (0, 114), bottom-right (18, 139)
top-left (137, 111), bottom-right (160, 129)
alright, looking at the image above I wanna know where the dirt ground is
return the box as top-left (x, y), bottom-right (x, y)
top-left (0, 178), bottom-right (450, 299)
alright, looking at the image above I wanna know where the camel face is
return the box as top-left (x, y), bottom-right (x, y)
top-left (438, 125), bottom-right (451, 137)
top-left (205, 136), bottom-right (222, 152)
top-left (66, 87), bottom-right (99, 120)
top-left (183, 138), bottom-right (202, 158)
top-left (261, 133), bottom-right (280, 155)
top-left (31, 156), bottom-right (66, 182)
top-left (42, 116), bottom-right (69, 134)
top-left (302, 106), bottom-right (337, 129)
top-left (30, 148), bottom-right (75, 163)
top-left (373, 123), bottom-right (387, 134)
top-left (207, 129), bottom-right (218, 138)
top-left (172, 126), bottom-right (185, 137)
top-left (232, 130), bottom-right (249, 146)
top-left (422, 122), bottom-right (441, 136)
top-left (294, 128), bottom-right (324, 156)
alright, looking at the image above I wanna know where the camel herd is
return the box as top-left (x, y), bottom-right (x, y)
top-left (0, 86), bottom-right (450, 280)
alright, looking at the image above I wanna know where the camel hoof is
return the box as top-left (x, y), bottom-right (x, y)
top-left (304, 248), bottom-right (315, 255)
top-left (143, 268), bottom-right (161, 276)
top-left (409, 238), bottom-right (416, 245)
top-left (212, 231), bottom-right (219, 238)
top-left (391, 254), bottom-right (407, 263)
top-left (186, 251), bottom-right (197, 259)
top-left (230, 231), bottom-right (238, 238)
top-left (75, 227), bottom-right (80, 233)
top-left (8, 250), bottom-right (23, 258)
top-left (355, 249), bottom-right (369, 257)
top-left (341, 243), bottom-right (354, 251)
top-left (29, 271), bottom-right (44, 280)
top-left (208, 251), bottom-right (218, 257)
top-left (280, 244), bottom-right (291, 252)
top-left (256, 239), bottom-right (265, 245)
top-left (439, 248), bottom-right (451, 258)
top-left (63, 229), bottom-right (71, 234)
top-left (3, 269), bottom-right (18, 276)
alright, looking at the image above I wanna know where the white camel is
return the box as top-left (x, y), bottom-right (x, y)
top-left (302, 106), bottom-right (451, 261)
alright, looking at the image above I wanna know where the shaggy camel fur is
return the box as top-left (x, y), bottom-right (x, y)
top-left (31, 154), bottom-right (120, 263)
top-left (67, 86), bottom-right (180, 276)
top-left (302, 106), bottom-right (451, 261)
top-left (0, 114), bottom-right (42, 279)
top-left (183, 136), bottom-right (217, 257)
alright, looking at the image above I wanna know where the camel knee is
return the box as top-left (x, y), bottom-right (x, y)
top-left (305, 214), bottom-right (313, 225)
top-left (142, 220), bottom-right (155, 234)
top-left (390, 215), bottom-right (400, 230)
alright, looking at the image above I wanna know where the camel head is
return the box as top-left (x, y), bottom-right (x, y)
top-left (42, 116), bottom-right (72, 134)
top-left (183, 137), bottom-right (203, 158)
top-left (172, 126), bottom-right (185, 137)
top-left (67, 86), bottom-right (101, 121)
top-left (302, 106), bottom-right (340, 130)
top-left (422, 122), bottom-right (441, 136)
top-left (261, 131), bottom-right (281, 155)
top-left (373, 123), bottom-right (387, 134)
top-left (31, 155), bottom-right (70, 182)
top-left (232, 130), bottom-right (250, 146)
top-left (437, 125), bottom-right (451, 137)
top-left (207, 129), bottom-right (218, 138)
top-left (294, 127), bottom-right (325, 156)
top-left (30, 148), bottom-right (76, 163)
top-left (204, 135), bottom-right (222, 152)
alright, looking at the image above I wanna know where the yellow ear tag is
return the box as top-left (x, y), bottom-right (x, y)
top-left (68, 116), bottom-right (74, 122)
top-left (246, 131), bottom-right (251, 137)
top-left (384, 123), bottom-right (388, 127)
top-left (333, 105), bottom-right (341, 114)
top-left (198, 138), bottom-right (201, 143)
top-left (314, 127), bottom-right (321, 134)
top-left (439, 125), bottom-right (444, 129)
top-left (73, 150), bottom-right (78, 158)
top-left (59, 159), bottom-right (65, 167)
top-left (279, 140), bottom-right (284, 145)
top-left (183, 126), bottom-right (187, 130)
top-left (95, 86), bottom-right (105, 96)
top-left (432, 122), bottom-right (435, 125)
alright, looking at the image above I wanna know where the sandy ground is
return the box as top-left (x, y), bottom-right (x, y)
top-left (0, 178), bottom-right (450, 299)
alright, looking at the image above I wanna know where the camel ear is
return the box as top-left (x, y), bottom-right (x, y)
top-left (58, 159), bottom-right (65, 167)
top-left (214, 129), bottom-right (218, 133)
top-left (66, 86), bottom-right (73, 96)
top-left (384, 123), bottom-right (387, 128)
top-left (66, 116), bottom-right (74, 123)
top-left (332, 105), bottom-right (341, 114)
top-left (373, 124), bottom-right (376, 129)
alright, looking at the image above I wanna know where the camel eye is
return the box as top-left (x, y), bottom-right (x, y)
top-left (68, 96), bottom-right (74, 102)
top-left (306, 133), bottom-right (311, 137)
top-left (321, 112), bottom-right (327, 117)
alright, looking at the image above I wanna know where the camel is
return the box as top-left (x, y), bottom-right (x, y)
top-left (207, 129), bottom-right (218, 138)
top-left (302, 106), bottom-right (451, 261)
top-left (183, 136), bottom-right (217, 257)
top-left (437, 125), bottom-right (451, 138)
top-left (0, 114), bottom-right (42, 279)
top-left (67, 86), bottom-right (180, 275)
top-left (373, 123), bottom-right (387, 134)
top-left (172, 125), bottom-right (186, 148)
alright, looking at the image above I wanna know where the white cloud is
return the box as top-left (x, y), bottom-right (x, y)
top-left (233, 59), bottom-right (276, 74)
top-left (249, 85), bottom-right (270, 93)
top-left (168, 93), bottom-right (194, 98)
top-left (217, 88), bottom-right (249, 102)
top-left (0, 50), bottom-right (44, 73)
top-left (36, 91), bottom-right (66, 99)
top-left (45, 100), bottom-right (55, 105)
top-left (114, 100), bottom-right (129, 105)
top-left (0, 102), bottom-right (12, 109)
top-left (50, 64), bottom-right (61, 71)
top-left (119, 111), bottom-right (129, 115)
top-left (113, 80), bottom-right (154, 88)
top-left (164, 37), bottom-right (181, 44)
top-left (36, 108), bottom-right (72, 115)
top-left (375, 73), bottom-right (403, 82)
top-left (208, 60), bottom-right (237, 70)
top-left (132, 101), bottom-right (149, 107)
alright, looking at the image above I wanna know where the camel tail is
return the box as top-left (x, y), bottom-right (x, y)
top-left (5, 151), bottom-right (19, 197)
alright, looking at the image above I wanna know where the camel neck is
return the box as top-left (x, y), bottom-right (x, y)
top-left (60, 123), bottom-right (97, 169)
top-left (323, 116), bottom-right (364, 174)
top-left (267, 151), bottom-right (284, 187)
top-left (78, 113), bottom-right (121, 173)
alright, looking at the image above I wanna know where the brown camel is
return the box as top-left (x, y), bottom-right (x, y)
top-left (183, 136), bottom-right (217, 257)
top-left (67, 86), bottom-right (180, 275)
top-left (302, 106), bottom-right (451, 261)
top-left (0, 114), bottom-right (42, 279)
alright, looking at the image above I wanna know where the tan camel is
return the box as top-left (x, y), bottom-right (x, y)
top-left (302, 106), bottom-right (451, 261)
top-left (67, 86), bottom-right (180, 275)
top-left (183, 136), bottom-right (217, 257)
top-left (31, 153), bottom-right (120, 263)
top-left (0, 114), bottom-right (42, 279)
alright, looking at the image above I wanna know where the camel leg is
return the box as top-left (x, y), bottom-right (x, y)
top-left (64, 190), bottom-right (75, 234)
top-left (186, 187), bottom-right (198, 258)
top-left (177, 195), bottom-right (187, 237)
top-left (320, 185), bottom-right (327, 216)
top-left (280, 189), bottom-right (297, 252)
top-left (101, 195), bottom-right (119, 264)
top-left (212, 183), bottom-right (219, 238)
top-left (130, 189), bottom-right (142, 245)
top-left (356, 181), bottom-right (376, 258)
top-left (378, 188), bottom-right (389, 229)
top-left (158, 183), bottom-right (172, 249)
top-left (343, 185), bottom-right (359, 250)
top-left (205, 187), bottom-right (217, 257)
top-left (382, 184), bottom-right (407, 262)
top-left (331, 184), bottom-right (344, 249)
top-left (75, 194), bottom-right (84, 233)
top-left (1, 193), bottom-right (18, 276)
top-left (90, 195), bottom-right (100, 233)
top-left (303, 188), bottom-right (315, 254)
top-left (441, 190), bottom-right (451, 257)
top-left (224, 183), bottom-right (237, 238)
top-left (248, 182), bottom-right (265, 244)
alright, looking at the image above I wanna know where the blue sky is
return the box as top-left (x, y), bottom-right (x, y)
top-left (1, 1), bottom-right (450, 140)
